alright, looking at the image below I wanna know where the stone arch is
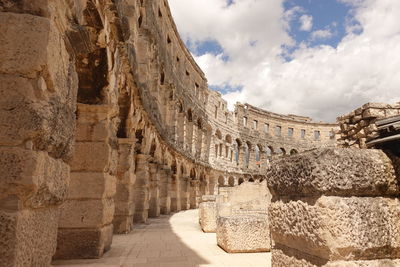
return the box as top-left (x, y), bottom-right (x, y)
top-left (265, 145), bottom-right (273, 157)
top-left (248, 177), bottom-right (255, 182)
top-left (290, 149), bottom-right (298, 155)
top-left (278, 147), bottom-right (286, 156)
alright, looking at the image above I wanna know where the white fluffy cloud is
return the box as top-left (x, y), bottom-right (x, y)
top-left (299, 15), bottom-right (313, 31)
top-left (311, 29), bottom-right (333, 40)
top-left (169, 0), bottom-right (400, 122)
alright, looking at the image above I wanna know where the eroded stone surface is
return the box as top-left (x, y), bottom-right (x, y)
top-left (217, 214), bottom-right (270, 253)
top-left (199, 201), bottom-right (217, 232)
top-left (267, 148), bottom-right (398, 197)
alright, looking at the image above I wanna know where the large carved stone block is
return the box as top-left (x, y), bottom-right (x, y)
top-left (58, 198), bottom-right (114, 229)
top-left (199, 201), bottom-right (217, 233)
top-left (68, 172), bottom-right (116, 200)
top-left (0, 148), bottom-right (70, 208)
top-left (54, 224), bottom-right (113, 259)
top-left (216, 214), bottom-right (270, 253)
top-left (267, 148), bottom-right (398, 197)
top-left (269, 196), bottom-right (400, 261)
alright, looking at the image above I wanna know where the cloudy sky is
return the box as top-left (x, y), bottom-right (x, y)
top-left (168, 0), bottom-right (400, 122)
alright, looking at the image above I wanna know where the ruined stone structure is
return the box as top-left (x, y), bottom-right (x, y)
top-left (7, 0), bottom-right (400, 267)
top-left (337, 103), bottom-right (400, 149)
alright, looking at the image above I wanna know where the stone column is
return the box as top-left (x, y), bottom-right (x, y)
top-left (159, 166), bottom-right (172, 214)
top-left (133, 154), bottom-right (150, 223)
top-left (177, 113), bottom-right (185, 149)
top-left (186, 121), bottom-right (194, 153)
top-left (180, 176), bottom-right (190, 210)
top-left (190, 180), bottom-right (200, 209)
top-left (170, 172), bottom-right (181, 212)
top-left (56, 104), bottom-right (117, 260)
top-left (267, 148), bottom-right (400, 266)
top-left (148, 163), bottom-right (160, 218)
top-left (0, 10), bottom-right (77, 266)
top-left (113, 138), bottom-right (136, 234)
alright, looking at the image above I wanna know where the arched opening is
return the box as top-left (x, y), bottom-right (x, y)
top-left (265, 146), bottom-right (273, 157)
top-left (218, 176), bottom-right (225, 187)
top-left (278, 147), bottom-right (286, 156)
top-left (290, 149), bottom-right (298, 155)
top-left (149, 139), bottom-right (156, 157)
top-left (238, 178), bottom-right (244, 185)
top-left (190, 168), bottom-right (196, 180)
top-left (248, 177), bottom-right (255, 182)
top-left (225, 134), bottom-right (232, 143)
top-left (215, 129), bottom-right (222, 139)
top-left (187, 109), bottom-right (193, 122)
top-left (228, 177), bottom-right (235, 187)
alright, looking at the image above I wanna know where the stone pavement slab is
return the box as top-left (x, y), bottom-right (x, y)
top-left (53, 209), bottom-right (271, 267)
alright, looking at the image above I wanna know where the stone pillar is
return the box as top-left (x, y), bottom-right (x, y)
top-left (190, 180), bottom-right (200, 209)
top-left (159, 166), bottom-right (172, 214)
top-left (180, 176), bottom-right (190, 210)
top-left (177, 113), bottom-right (185, 148)
top-left (113, 138), bottom-right (136, 234)
top-left (186, 121), bottom-right (194, 153)
top-left (148, 163), bottom-right (160, 218)
top-left (56, 104), bottom-right (117, 259)
top-left (170, 172), bottom-right (181, 212)
top-left (0, 11), bottom-right (77, 266)
top-left (133, 154), bottom-right (150, 223)
top-left (267, 148), bottom-right (400, 266)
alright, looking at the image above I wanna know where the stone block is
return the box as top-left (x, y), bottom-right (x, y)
top-left (217, 214), bottom-right (270, 253)
top-left (113, 215), bottom-right (134, 234)
top-left (58, 198), bottom-right (114, 228)
top-left (201, 194), bottom-right (217, 202)
top-left (0, 147), bottom-right (69, 208)
top-left (0, 207), bottom-right (59, 267)
top-left (68, 172), bottom-right (116, 199)
top-left (199, 202), bottom-right (217, 232)
top-left (0, 75), bottom-right (76, 159)
top-left (266, 148), bottom-right (398, 197)
top-left (54, 224), bottom-right (113, 259)
top-left (75, 121), bottom-right (109, 142)
top-left (272, 245), bottom-right (400, 267)
top-left (362, 108), bottom-right (386, 119)
top-left (70, 142), bottom-right (111, 172)
top-left (269, 196), bottom-right (400, 261)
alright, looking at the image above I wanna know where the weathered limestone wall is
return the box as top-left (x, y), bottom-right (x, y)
top-left (0, 0), bottom-right (340, 264)
top-left (337, 102), bottom-right (400, 148)
top-left (267, 148), bottom-right (400, 266)
top-left (0, 1), bottom-right (78, 265)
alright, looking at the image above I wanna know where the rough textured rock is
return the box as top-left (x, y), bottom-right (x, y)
top-left (272, 245), bottom-right (400, 267)
top-left (199, 201), bottom-right (218, 232)
top-left (267, 148), bottom-right (398, 197)
top-left (217, 214), bottom-right (270, 253)
top-left (269, 196), bottom-right (400, 260)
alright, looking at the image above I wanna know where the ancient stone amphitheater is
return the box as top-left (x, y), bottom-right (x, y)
top-left (1, 0), bottom-right (399, 266)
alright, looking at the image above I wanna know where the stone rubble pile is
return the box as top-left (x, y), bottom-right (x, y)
top-left (337, 102), bottom-right (400, 148)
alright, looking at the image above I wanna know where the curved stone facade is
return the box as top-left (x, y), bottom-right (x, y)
top-left (0, 0), bottom-right (337, 265)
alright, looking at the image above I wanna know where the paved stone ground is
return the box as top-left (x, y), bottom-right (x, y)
top-left (53, 209), bottom-right (271, 267)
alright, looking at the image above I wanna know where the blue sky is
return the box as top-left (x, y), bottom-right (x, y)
top-left (169, 0), bottom-right (400, 121)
